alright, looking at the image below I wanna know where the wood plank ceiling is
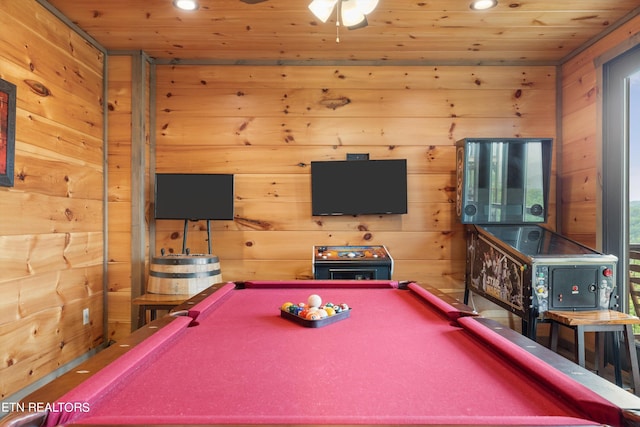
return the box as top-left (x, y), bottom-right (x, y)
top-left (42, 0), bottom-right (640, 63)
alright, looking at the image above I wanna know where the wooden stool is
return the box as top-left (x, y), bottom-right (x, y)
top-left (545, 310), bottom-right (640, 395)
top-left (132, 293), bottom-right (192, 328)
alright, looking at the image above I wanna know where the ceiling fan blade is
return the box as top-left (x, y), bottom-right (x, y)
top-left (239, 0), bottom-right (269, 3)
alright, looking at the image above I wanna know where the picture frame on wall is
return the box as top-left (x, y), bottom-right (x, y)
top-left (0, 77), bottom-right (16, 187)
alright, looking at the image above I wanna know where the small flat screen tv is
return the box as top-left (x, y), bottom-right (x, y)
top-left (311, 159), bottom-right (408, 216)
top-left (155, 173), bottom-right (234, 220)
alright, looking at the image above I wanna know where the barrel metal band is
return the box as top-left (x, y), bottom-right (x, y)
top-left (152, 257), bottom-right (219, 265)
top-left (150, 269), bottom-right (221, 278)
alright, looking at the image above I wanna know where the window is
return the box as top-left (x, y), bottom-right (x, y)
top-left (602, 45), bottom-right (640, 317)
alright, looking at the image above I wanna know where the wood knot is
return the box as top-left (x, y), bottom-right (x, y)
top-left (24, 79), bottom-right (51, 97)
top-left (235, 217), bottom-right (274, 231)
top-left (320, 97), bottom-right (351, 110)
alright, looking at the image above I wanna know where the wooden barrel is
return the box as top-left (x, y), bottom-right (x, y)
top-left (147, 254), bottom-right (222, 295)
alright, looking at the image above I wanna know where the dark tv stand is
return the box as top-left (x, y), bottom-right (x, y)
top-left (182, 219), bottom-right (212, 254)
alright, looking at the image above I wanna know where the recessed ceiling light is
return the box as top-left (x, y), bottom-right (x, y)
top-left (173, 0), bottom-right (199, 11)
top-left (470, 0), bottom-right (497, 10)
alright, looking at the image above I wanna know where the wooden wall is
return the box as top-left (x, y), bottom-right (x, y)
top-left (0, 1), bottom-right (105, 400)
top-left (560, 15), bottom-right (640, 248)
top-left (153, 65), bottom-right (557, 294)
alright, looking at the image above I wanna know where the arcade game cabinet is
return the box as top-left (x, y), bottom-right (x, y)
top-left (456, 138), bottom-right (618, 338)
top-left (313, 245), bottom-right (393, 280)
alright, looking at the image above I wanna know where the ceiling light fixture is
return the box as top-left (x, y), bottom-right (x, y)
top-left (173, 0), bottom-right (199, 11)
top-left (469, 0), bottom-right (497, 10)
top-left (308, 0), bottom-right (378, 41)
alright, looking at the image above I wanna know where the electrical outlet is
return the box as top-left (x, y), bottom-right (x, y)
top-left (83, 308), bottom-right (90, 325)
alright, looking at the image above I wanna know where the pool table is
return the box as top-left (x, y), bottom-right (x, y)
top-left (4, 280), bottom-right (640, 427)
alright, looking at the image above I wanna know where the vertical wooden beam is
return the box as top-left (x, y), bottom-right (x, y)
top-left (554, 64), bottom-right (562, 234)
top-left (130, 51), bottom-right (148, 330)
top-left (149, 61), bottom-right (157, 267)
top-left (102, 54), bottom-right (109, 343)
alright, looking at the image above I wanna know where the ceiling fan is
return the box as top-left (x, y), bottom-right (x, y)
top-left (239, 0), bottom-right (378, 30)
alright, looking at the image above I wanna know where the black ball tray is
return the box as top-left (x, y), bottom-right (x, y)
top-left (280, 308), bottom-right (351, 328)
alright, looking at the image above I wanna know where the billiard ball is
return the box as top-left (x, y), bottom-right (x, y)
top-left (306, 311), bottom-right (322, 320)
top-left (307, 294), bottom-right (322, 308)
top-left (281, 302), bottom-right (294, 311)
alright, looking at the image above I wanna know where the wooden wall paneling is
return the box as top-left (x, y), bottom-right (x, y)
top-left (233, 202), bottom-right (457, 232)
top-left (155, 65), bottom-right (557, 90)
top-left (561, 136), bottom-right (597, 177)
top-left (0, 1), bottom-right (104, 77)
top-left (12, 154), bottom-right (103, 200)
top-left (107, 55), bottom-right (133, 340)
top-left (13, 110), bottom-right (103, 166)
top-left (107, 291), bottom-right (135, 341)
top-left (156, 146), bottom-right (457, 174)
top-left (219, 260), bottom-right (317, 281)
top-left (228, 173), bottom-right (456, 203)
top-left (0, 0), bottom-right (106, 402)
top-left (156, 87), bottom-right (553, 119)
top-left (154, 201), bottom-right (458, 237)
top-left (154, 229), bottom-right (466, 260)
top-left (159, 116), bottom-right (556, 147)
top-left (0, 191), bottom-right (103, 236)
top-left (106, 260), bottom-right (132, 340)
top-left (561, 70), bottom-right (597, 118)
top-left (0, 234), bottom-right (95, 282)
top-left (560, 170), bottom-right (597, 206)
top-left (153, 64), bottom-right (556, 290)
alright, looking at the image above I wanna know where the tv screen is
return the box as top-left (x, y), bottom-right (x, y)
top-left (155, 174), bottom-right (234, 220)
top-left (311, 159), bottom-right (408, 216)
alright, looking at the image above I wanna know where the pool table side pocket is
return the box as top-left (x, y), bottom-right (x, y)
top-left (406, 282), bottom-right (477, 321)
top-left (181, 282), bottom-right (236, 322)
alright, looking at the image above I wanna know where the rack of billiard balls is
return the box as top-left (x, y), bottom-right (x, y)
top-left (280, 294), bottom-right (351, 327)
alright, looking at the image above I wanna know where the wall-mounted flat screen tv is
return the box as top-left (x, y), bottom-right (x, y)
top-left (311, 159), bottom-right (408, 216)
top-left (155, 173), bottom-right (234, 220)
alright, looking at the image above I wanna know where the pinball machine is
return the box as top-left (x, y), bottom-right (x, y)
top-left (456, 138), bottom-right (619, 338)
